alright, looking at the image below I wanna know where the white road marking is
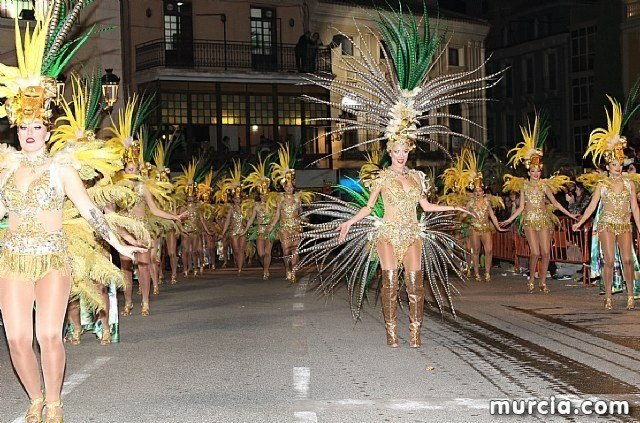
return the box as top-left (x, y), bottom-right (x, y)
top-left (293, 366), bottom-right (311, 398)
top-left (293, 302), bottom-right (305, 311)
top-left (12, 356), bottom-right (111, 423)
top-left (294, 411), bottom-right (318, 422)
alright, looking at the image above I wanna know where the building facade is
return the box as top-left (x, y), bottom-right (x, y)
top-left (121, 0), bottom-right (491, 171)
top-left (477, 0), bottom-right (623, 168)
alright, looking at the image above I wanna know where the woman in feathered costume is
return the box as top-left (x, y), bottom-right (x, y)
top-left (295, 4), bottom-right (495, 348)
top-left (109, 95), bottom-right (186, 317)
top-left (53, 73), bottom-right (144, 347)
top-left (573, 95), bottom-right (640, 310)
top-left (267, 144), bottom-right (313, 282)
top-left (500, 112), bottom-right (577, 294)
top-left (459, 149), bottom-right (505, 282)
top-left (0, 4), bottom-right (146, 421)
top-left (175, 159), bottom-right (210, 276)
top-left (198, 170), bottom-right (219, 269)
top-left (243, 155), bottom-right (278, 280)
top-left (221, 160), bottom-right (249, 273)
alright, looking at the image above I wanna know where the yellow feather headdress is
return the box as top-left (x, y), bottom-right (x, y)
top-left (198, 170), bottom-right (214, 203)
top-left (584, 96), bottom-right (626, 165)
top-left (245, 155), bottom-right (272, 196)
top-left (107, 94), bottom-right (141, 166)
top-left (219, 160), bottom-right (244, 199)
top-left (174, 159), bottom-right (198, 199)
top-left (359, 148), bottom-right (383, 183)
top-left (271, 144), bottom-right (295, 187)
top-left (507, 113), bottom-right (545, 170)
top-left (0, 9), bottom-right (57, 126)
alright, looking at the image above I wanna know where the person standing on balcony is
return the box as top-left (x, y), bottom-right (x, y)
top-left (574, 95), bottom-right (640, 310)
top-left (295, 31), bottom-right (311, 72)
top-left (307, 32), bottom-right (323, 73)
top-left (500, 113), bottom-right (577, 294)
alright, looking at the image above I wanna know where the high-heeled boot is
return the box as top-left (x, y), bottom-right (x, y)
top-left (406, 270), bottom-right (425, 348)
top-left (380, 269), bottom-right (399, 347)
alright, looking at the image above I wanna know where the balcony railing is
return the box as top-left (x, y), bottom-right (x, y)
top-left (136, 39), bottom-right (332, 73)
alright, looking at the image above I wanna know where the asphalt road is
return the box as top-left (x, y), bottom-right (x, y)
top-left (1, 265), bottom-right (639, 422)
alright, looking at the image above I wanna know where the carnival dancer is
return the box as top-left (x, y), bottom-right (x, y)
top-left (244, 155), bottom-right (278, 280)
top-left (109, 96), bottom-right (186, 316)
top-left (442, 148), bottom-right (505, 281)
top-left (221, 160), bottom-right (249, 273)
top-left (500, 113), bottom-right (577, 293)
top-left (0, 6), bottom-right (146, 421)
top-left (175, 160), bottom-right (205, 277)
top-left (573, 95), bottom-right (640, 310)
top-left (267, 144), bottom-right (313, 282)
top-left (294, 4), bottom-right (500, 347)
top-left (197, 170), bottom-right (218, 269)
top-left (52, 74), bottom-right (145, 346)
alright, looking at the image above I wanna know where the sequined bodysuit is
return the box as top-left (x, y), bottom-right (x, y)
top-left (0, 162), bottom-right (69, 282)
top-left (228, 205), bottom-right (245, 237)
top-left (280, 194), bottom-right (302, 234)
top-left (255, 203), bottom-right (272, 239)
top-left (181, 201), bottom-right (201, 235)
top-left (599, 178), bottom-right (632, 235)
top-left (521, 180), bottom-right (553, 230)
top-left (469, 195), bottom-right (494, 233)
top-left (372, 169), bottom-right (423, 263)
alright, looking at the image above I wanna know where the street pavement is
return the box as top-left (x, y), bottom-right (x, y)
top-left (1, 263), bottom-right (640, 422)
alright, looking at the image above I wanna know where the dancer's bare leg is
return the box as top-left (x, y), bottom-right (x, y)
top-left (600, 230), bottom-right (616, 303)
top-left (35, 271), bottom-right (71, 404)
top-left (0, 278), bottom-right (42, 400)
top-left (470, 231), bottom-right (481, 279)
top-left (119, 256), bottom-right (134, 311)
top-left (482, 232), bottom-right (493, 278)
top-left (618, 231), bottom-right (636, 298)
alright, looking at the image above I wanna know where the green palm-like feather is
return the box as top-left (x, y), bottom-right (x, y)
top-left (373, 1), bottom-right (444, 90)
top-left (335, 177), bottom-right (384, 218)
top-left (622, 77), bottom-right (640, 131)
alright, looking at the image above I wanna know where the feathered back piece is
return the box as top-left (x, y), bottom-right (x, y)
top-left (0, 1), bottom-right (100, 126)
top-left (271, 143), bottom-right (296, 187)
top-left (584, 96), bottom-right (627, 165)
top-left (220, 159), bottom-right (244, 199)
top-left (301, 4), bottom-right (503, 162)
top-left (245, 154), bottom-right (272, 196)
top-left (507, 111), bottom-right (548, 170)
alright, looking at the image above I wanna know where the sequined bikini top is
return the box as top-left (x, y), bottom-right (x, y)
top-left (523, 180), bottom-right (546, 209)
top-left (1, 163), bottom-right (64, 215)
top-left (281, 195), bottom-right (301, 217)
top-left (470, 196), bottom-right (490, 222)
top-left (601, 179), bottom-right (631, 214)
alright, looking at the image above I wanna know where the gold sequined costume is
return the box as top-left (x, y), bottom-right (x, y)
top-left (279, 194), bottom-right (302, 235)
top-left (0, 161), bottom-right (68, 282)
top-left (369, 168), bottom-right (423, 262)
top-left (521, 180), bottom-right (554, 231)
top-left (468, 196), bottom-right (496, 234)
top-left (599, 178), bottom-right (632, 235)
top-left (254, 204), bottom-right (272, 239)
top-left (227, 205), bottom-right (244, 237)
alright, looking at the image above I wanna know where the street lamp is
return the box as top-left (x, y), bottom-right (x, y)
top-left (101, 69), bottom-right (120, 113)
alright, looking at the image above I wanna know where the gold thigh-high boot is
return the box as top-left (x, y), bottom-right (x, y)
top-left (380, 269), bottom-right (399, 347)
top-left (406, 270), bottom-right (425, 348)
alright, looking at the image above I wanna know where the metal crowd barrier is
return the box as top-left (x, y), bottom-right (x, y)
top-left (490, 216), bottom-right (592, 284)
